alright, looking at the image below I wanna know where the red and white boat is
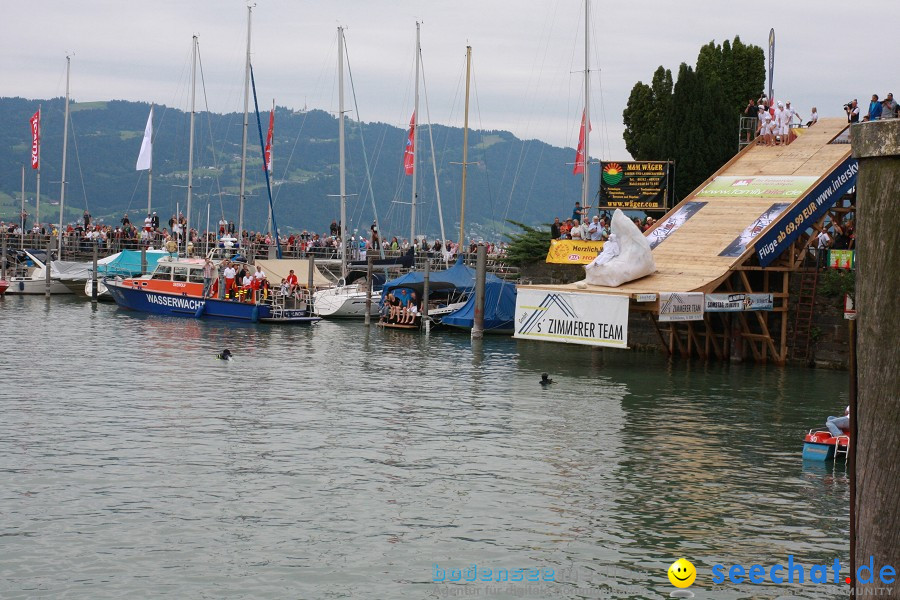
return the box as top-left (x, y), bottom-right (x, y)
top-left (802, 428), bottom-right (850, 461)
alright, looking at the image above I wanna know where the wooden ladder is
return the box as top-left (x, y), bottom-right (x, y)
top-left (790, 254), bottom-right (820, 362)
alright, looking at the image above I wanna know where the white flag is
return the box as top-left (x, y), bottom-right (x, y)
top-left (135, 106), bottom-right (153, 170)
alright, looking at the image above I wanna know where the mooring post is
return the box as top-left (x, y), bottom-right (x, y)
top-left (365, 254), bottom-right (373, 326)
top-left (45, 234), bottom-right (53, 297)
top-left (141, 245), bottom-right (147, 274)
top-left (472, 243), bottom-right (486, 339)
top-left (849, 118), bottom-right (900, 597)
top-left (91, 240), bottom-right (98, 304)
top-left (423, 257), bottom-right (431, 334)
top-left (307, 255), bottom-right (315, 293)
top-left (1, 231), bottom-right (7, 280)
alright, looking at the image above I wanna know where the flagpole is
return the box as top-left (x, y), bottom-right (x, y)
top-left (582, 0), bottom-right (591, 212)
top-left (238, 5), bottom-right (252, 244)
top-left (58, 55), bottom-right (71, 257)
top-left (410, 21), bottom-right (420, 249)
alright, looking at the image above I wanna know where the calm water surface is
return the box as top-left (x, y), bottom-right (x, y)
top-left (0, 296), bottom-right (850, 599)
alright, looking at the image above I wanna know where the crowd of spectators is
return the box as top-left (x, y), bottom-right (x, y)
top-left (550, 202), bottom-right (658, 241)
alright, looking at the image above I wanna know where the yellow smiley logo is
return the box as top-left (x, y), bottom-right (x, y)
top-left (668, 558), bottom-right (696, 588)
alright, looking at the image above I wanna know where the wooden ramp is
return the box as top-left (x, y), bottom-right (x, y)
top-left (522, 118), bottom-right (851, 297)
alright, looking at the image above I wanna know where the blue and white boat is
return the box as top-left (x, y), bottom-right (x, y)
top-left (104, 278), bottom-right (320, 324)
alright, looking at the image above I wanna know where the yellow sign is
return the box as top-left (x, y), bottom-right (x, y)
top-left (545, 239), bottom-right (604, 264)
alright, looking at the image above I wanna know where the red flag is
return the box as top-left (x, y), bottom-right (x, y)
top-left (403, 111), bottom-right (415, 175)
top-left (30, 109), bottom-right (40, 169)
top-left (572, 109), bottom-right (591, 175)
top-left (264, 108), bottom-right (274, 173)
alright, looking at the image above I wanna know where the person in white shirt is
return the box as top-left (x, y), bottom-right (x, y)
top-left (807, 107), bottom-right (818, 127)
top-left (785, 101), bottom-right (801, 127)
top-left (587, 216), bottom-right (604, 241)
top-left (254, 265), bottom-right (266, 281)
top-left (570, 219), bottom-right (585, 240)
top-left (774, 101), bottom-right (789, 142)
top-left (223, 263), bottom-right (237, 299)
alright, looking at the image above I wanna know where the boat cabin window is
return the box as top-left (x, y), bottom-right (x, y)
top-left (151, 266), bottom-right (172, 280)
top-left (188, 270), bottom-right (205, 284)
top-left (173, 267), bottom-right (189, 282)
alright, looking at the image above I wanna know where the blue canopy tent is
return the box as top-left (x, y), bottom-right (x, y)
top-left (379, 259), bottom-right (504, 303)
top-left (441, 279), bottom-right (517, 334)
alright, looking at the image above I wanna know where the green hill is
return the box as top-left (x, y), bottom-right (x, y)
top-left (0, 97), bottom-right (587, 241)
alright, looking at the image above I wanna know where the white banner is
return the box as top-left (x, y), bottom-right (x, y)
top-left (659, 292), bottom-right (704, 322)
top-left (705, 293), bottom-right (773, 312)
top-left (514, 288), bottom-right (629, 348)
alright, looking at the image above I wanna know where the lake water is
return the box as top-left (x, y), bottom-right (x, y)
top-left (0, 296), bottom-right (850, 599)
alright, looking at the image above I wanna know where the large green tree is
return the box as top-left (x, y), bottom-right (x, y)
top-left (623, 36), bottom-right (764, 201)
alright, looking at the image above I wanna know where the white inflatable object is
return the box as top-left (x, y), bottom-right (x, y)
top-left (580, 209), bottom-right (656, 287)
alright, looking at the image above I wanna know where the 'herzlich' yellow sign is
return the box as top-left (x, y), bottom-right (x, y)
top-left (545, 239), bottom-right (605, 264)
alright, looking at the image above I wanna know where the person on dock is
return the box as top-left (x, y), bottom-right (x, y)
top-left (286, 269), bottom-right (299, 295)
top-left (826, 406), bottom-right (850, 438)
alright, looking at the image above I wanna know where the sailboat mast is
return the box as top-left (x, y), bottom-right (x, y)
top-left (238, 5), bottom-right (252, 242)
top-left (20, 167), bottom-right (25, 249)
top-left (338, 27), bottom-right (347, 278)
top-left (266, 99), bottom-right (274, 234)
top-left (458, 46), bottom-right (472, 252)
top-left (57, 56), bottom-right (70, 255)
top-left (147, 104), bottom-right (153, 216)
top-left (581, 0), bottom-right (591, 211)
top-left (186, 35), bottom-right (197, 255)
top-left (410, 21), bottom-right (420, 249)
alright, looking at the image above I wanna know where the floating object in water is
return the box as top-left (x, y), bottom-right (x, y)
top-left (540, 373), bottom-right (555, 386)
top-left (217, 349), bottom-right (233, 361)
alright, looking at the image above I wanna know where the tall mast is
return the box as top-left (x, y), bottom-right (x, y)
top-left (147, 104), bottom-right (153, 216)
top-left (338, 27), bottom-right (347, 278)
top-left (238, 5), bottom-right (252, 242)
top-left (20, 167), bottom-right (25, 249)
top-left (581, 0), bottom-right (591, 211)
top-left (36, 105), bottom-right (41, 231)
top-left (57, 56), bottom-right (71, 255)
top-left (410, 22), bottom-right (420, 248)
top-left (458, 46), bottom-right (471, 252)
top-left (266, 99), bottom-right (274, 234)
top-left (186, 35), bottom-right (197, 255)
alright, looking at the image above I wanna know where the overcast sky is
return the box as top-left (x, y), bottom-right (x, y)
top-left (4, 0), bottom-right (894, 160)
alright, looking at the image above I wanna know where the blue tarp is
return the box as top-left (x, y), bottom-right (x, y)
top-left (99, 250), bottom-right (166, 276)
top-left (441, 280), bottom-right (517, 332)
top-left (380, 259), bottom-right (504, 302)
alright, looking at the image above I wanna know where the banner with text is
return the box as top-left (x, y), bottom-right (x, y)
top-left (696, 175), bottom-right (817, 199)
top-left (545, 239), bottom-right (605, 264)
top-left (648, 201), bottom-right (707, 250)
top-left (719, 202), bottom-right (791, 257)
top-left (658, 292), bottom-right (705, 322)
top-left (599, 161), bottom-right (671, 210)
top-left (705, 293), bottom-right (774, 312)
top-left (514, 289), bottom-right (629, 348)
top-left (755, 157), bottom-right (859, 267)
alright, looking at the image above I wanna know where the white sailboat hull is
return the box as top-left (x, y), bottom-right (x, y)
top-left (6, 275), bottom-right (73, 295)
top-left (313, 286), bottom-right (380, 318)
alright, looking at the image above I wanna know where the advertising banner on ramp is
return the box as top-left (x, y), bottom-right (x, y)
top-left (755, 156), bottom-right (859, 267)
top-left (705, 293), bottom-right (774, 312)
top-left (696, 175), bottom-right (817, 199)
top-left (514, 289), bottom-right (629, 348)
top-left (658, 292), bottom-right (705, 322)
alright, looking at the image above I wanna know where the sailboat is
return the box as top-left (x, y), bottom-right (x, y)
top-left (379, 45), bottom-right (475, 329)
top-left (312, 27), bottom-right (407, 319)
